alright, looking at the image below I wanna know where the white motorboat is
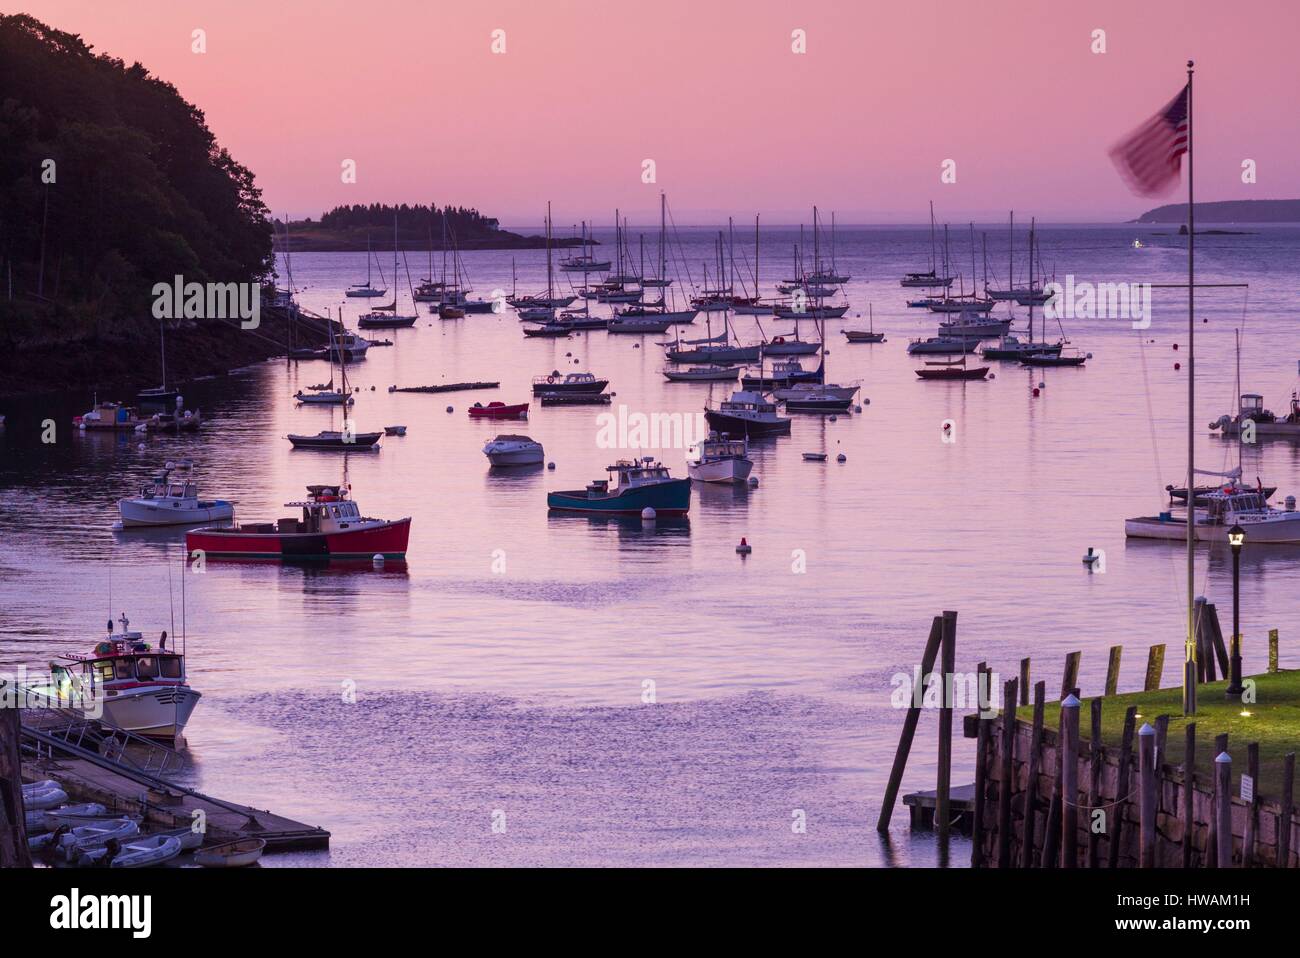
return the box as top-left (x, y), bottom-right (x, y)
top-left (40, 613), bottom-right (201, 740)
top-left (607, 315), bottom-right (674, 334)
top-left (483, 434), bottom-right (545, 466)
top-left (907, 336), bottom-right (979, 355)
top-left (117, 461), bottom-right (234, 528)
top-left (1125, 485), bottom-right (1300, 544)
top-left (773, 381), bottom-right (860, 403)
top-left (937, 311), bottom-right (1013, 340)
top-left (687, 433), bottom-right (753, 483)
top-left (1210, 392), bottom-right (1300, 438)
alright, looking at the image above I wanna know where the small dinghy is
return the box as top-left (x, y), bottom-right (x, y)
top-left (158, 826), bottom-right (205, 851)
top-left (57, 817), bottom-right (141, 856)
top-left (82, 833), bottom-right (184, 868)
top-left (802, 452), bottom-right (828, 462)
top-left (195, 837), bottom-right (267, 868)
top-left (27, 802), bottom-right (109, 831)
top-left (22, 780), bottom-right (68, 810)
top-left (468, 401), bottom-right (529, 419)
top-left (384, 425), bottom-right (407, 436)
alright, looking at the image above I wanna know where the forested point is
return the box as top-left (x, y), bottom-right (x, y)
top-left (0, 13), bottom-right (275, 353)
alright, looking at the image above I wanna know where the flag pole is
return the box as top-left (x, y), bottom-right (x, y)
top-left (1183, 59), bottom-right (1197, 717)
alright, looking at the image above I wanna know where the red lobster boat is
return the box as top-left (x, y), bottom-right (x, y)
top-left (468, 401), bottom-right (529, 419)
top-left (186, 485), bottom-right (410, 560)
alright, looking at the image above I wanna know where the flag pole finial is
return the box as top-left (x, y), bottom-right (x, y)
top-left (1187, 59), bottom-right (1194, 69)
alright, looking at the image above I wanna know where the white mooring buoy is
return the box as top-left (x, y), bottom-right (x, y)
top-left (736, 537), bottom-right (752, 555)
top-left (372, 553), bottom-right (384, 568)
top-left (641, 507), bottom-right (656, 521)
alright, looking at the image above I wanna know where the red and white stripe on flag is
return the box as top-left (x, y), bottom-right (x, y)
top-left (1109, 85), bottom-right (1190, 196)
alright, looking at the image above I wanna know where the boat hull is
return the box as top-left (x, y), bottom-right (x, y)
top-left (688, 458), bottom-right (753, 483)
top-left (99, 685), bottom-right (202, 739)
top-left (1124, 515), bottom-right (1300, 544)
top-left (186, 517), bottom-right (412, 559)
top-left (547, 479), bottom-right (691, 515)
top-left (704, 410), bottom-right (791, 437)
top-left (118, 499), bottom-right (234, 528)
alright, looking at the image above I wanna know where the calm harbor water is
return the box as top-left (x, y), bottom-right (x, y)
top-left (3, 223), bottom-right (1300, 866)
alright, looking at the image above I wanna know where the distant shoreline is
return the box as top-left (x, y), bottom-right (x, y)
top-left (279, 224), bottom-right (587, 253)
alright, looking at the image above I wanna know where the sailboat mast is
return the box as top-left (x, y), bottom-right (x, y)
top-left (545, 202), bottom-right (553, 299)
top-left (929, 201), bottom-right (938, 274)
top-left (1184, 61), bottom-right (1197, 715)
top-left (1009, 212), bottom-right (1014, 291)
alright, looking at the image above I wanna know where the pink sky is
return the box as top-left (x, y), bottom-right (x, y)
top-left (20, 0), bottom-right (1300, 224)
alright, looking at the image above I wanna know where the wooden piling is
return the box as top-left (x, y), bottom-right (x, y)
top-left (972, 696), bottom-right (991, 867)
top-left (1269, 629), bottom-right (1279, 674)
top-left (1107, 706), bottom-right (1138, 869)
top-left (1020, 681), bottom-right (1046, 869)
top-left (1154, 714), bottom-right (1170, 767)
top-left (1243, 742), bottom-right (1259, 867)
top-left (1060, 651), bottom-right (1081, 701)
top-left (1208, 732), bottom-right (1229, 867)
top-left (877, 616), bottom-right (945, 831)
top-left (0, 698), bottom-right (32, 867)
top-left (1019, 657), bottom-right (1030, 707)
top-left (1206, 603), bottom-right (1230, 678)
top-left (1194, 597), bottom-right (1211, 683)
top-left (1215, 749), bottom-right (1233, 867)
top-left (1087, 697), bottom-right (1103, 869)
top-left (1138, 723), bottom-right (1157, 867)
top-left (936, 611), bottom-right (957, 843)
top-left (1061, 694), bottom-right (1080, 868)
top-left (996, 677), bottom-right (1018, 868)
top-left (1105, 646), bottom-right (1122, 697)
top-left (1280, 753), bottom-right (1295, 868)
top-left (1144, 644), bottom-right (1166, 691)
top-left (1182, 723), bottom-right (1196, 868)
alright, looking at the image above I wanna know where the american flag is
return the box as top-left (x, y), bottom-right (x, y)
top-left (1109, 85), bottom-right (1190, 196)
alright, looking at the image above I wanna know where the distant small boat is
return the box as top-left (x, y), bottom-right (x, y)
top-left (607, 315), bottom-right (675, 334)
top-left (484, 434), bottom-right (544, 467)
top-left (548, 457), bottom-right (691, 515)
top-left (907, 337), bottom-right (978, 356)
top-left (358, 313), bottom-right (417, 329)
top-left (915, 358), bottom-right (989, 381)
top-left (531, 371), bottom-right (608, 395)
top-left (523, 323), bottom-right (572, 338)
top-left (287, 430), bottom-right (382, 449)
top-left (468, 401), bottom-right (529, 419)
top-left (704, 389), bottom-right (791, 437)
top-left (194, 838), bottom-right (266, 868)
top-left (802, 452), bottom-right (828, 462)
top-left (384, 425), bottom-right (407, 436)
top-left (96, 833), bottom-right (183, 868)
top-left (663, 365), bottom-right (739, 383)
top-left (843, 329), bottom-right (885, 343)
top-left (1019, 350), bottom-right (1086, 367)
top-left (438, 304), bottom-right (466, 320)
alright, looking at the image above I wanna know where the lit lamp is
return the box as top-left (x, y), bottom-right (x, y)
top-left (1226, 524), bottom-right (1245, 697)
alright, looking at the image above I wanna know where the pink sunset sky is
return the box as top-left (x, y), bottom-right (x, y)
top-left (19, 0), bottom-right (1300, 225)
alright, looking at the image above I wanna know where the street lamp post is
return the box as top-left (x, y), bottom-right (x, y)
top-left (1226, 524), bottom-right (1245, 697)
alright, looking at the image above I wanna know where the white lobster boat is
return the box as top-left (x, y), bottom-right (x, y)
top-left (44, 614), bottom-right (201, 741)
top-left (117, 460), bottom-right (233, 528)
top-left (1125, 484), bottom-right (1300, 544)
top-left (687, 433), bottom-right (753, 483)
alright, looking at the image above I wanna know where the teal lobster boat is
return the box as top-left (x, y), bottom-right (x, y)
top-left (547, 457), bottom-right (691, 515)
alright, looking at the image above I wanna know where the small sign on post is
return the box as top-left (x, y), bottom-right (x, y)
top-left (1241, 774), bottom-right (1254, 803)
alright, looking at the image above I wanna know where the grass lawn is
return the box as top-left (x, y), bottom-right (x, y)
top-left (1035, 669), bottom-right (1300, 800)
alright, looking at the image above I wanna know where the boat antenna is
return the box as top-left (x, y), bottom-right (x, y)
top-left (168, 543), bottom-right (176, 644)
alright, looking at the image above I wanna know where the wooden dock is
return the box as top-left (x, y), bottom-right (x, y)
top-left (26, 755), bottom-right (329, 852)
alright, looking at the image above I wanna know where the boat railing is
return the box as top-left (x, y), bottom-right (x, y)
top-left (13, 677), bottom-right (189, 778)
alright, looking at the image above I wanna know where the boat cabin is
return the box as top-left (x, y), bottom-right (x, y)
top-left (53, 615), bottom-right (187, 693)
top-left (607, 457), bottom-right (674, 489)
top-left (721, 391), bottom-right (778, 414)
top-left (1203, 490), bottom-right (1268, 520)
top-left (1239, 393), bottom-right (1268, 420)
top-left (691, 435), bottom-right (748, 462)
top-left (141, 461), bottom-right (198, 501)
top-left (275, 485), bottom-right (368, 534)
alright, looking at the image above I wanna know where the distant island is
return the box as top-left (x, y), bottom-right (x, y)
top-left (1130, 199), bottom-right (1300, 224)
top-left (279, 204), bottom-right (584, 252)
